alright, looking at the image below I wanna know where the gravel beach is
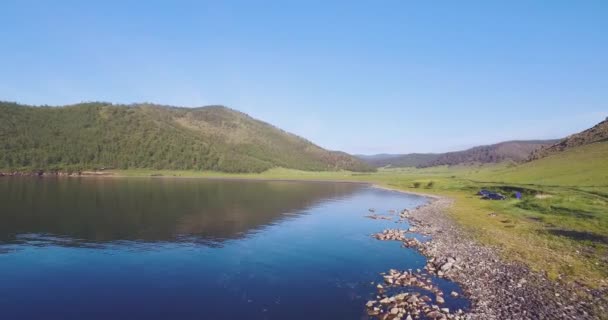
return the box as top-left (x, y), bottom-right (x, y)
top-left (370, 189), bottom-right (607, 319)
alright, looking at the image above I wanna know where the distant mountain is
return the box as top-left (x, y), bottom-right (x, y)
top-left (356, 153), bottom-right (440, 168)
top-left (358, 140), bottom-right (558, 168)
top-left (529, 118), bottom-right (608, 161)
top-left (423, 140), bottom-right (559, 167)
top-left (0, 102), bottom-right (372, 173)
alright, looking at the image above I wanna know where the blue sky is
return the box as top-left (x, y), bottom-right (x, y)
top-left (1, 1), bottom-right (606, 154)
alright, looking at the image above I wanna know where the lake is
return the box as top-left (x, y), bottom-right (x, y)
top-left (0, 177), bottom-right (468, 319)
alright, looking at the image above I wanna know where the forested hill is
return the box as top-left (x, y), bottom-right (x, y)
top-left (0, 102), bottom-right (372, 173)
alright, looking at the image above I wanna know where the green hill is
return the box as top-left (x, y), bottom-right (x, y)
top-left (472, 141), bottom-right (608, 186)
top-left (529, 118), bottom-right (608, 161)
top-left (0, 102), bottom-right (372, 173)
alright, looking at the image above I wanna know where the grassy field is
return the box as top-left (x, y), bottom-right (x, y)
top-left (109, 142), bottom-right (608, 287)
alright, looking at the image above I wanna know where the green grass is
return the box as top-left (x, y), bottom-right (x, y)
top-left (376, 162), bottom-right (608, 286)
top-left (108, 142), bottom-right (608, 287)
top-left (465, 141), bottom-right (608, 186)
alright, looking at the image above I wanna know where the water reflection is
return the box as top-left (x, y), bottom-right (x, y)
top-left (0, 177), bottom-right (363, 246)
top-left (0, 178), bottom-right (470, 319)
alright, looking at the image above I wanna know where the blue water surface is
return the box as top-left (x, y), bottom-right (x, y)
top-left (0, 178), bottom-right (468, 319)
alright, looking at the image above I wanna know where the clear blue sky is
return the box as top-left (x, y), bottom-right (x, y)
top-left (1, 1), bottom-right (606, 154)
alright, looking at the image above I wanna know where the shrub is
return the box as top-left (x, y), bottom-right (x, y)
top-left (426, 181), bottom-right (435, 188)
top-left (413, 182), bottom-right (421, 188)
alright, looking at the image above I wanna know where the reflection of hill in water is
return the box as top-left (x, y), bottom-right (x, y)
top-left (0, 178), bottom-right (363, 246)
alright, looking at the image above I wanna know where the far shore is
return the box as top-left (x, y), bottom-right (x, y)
top-left (1, 170), bottom-right (372, 184)
top-left (1, 169), bottom-right (446, 203)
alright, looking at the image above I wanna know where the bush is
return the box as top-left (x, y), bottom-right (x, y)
top-left (426, 181), bottom-right (435, 188)
top-left (413, 182), bottom-right (421, 188)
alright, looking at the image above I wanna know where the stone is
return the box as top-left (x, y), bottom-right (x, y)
top-left (440, 262), bottom-right (453, 272)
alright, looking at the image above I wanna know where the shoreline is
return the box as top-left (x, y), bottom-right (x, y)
top-left (0, 171), bottom-right (369, 185)
top-left (3, 172), bottom-right (606, 318)
top-left (370, 184), bottom-right (442, 200)
top-left (380, 188), bottom-right (605, 319)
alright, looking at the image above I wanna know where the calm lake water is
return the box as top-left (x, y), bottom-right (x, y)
top-left (0, 178), bottom-right (468, 319)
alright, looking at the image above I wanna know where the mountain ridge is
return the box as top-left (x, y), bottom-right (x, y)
top-left (423, 139), bottom-right (559, 167)
top-left (355, 153), bottom-right (440, 168)
top-left (358, 140), bottom-right (559, 168)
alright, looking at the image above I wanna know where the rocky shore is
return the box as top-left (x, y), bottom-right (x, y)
top-left (368, 193), bottom-right (608, 319)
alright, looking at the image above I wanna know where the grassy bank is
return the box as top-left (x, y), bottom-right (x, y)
top-left (107, 144), bottom-right (608, 287)
top-left (378, 167), bottom-right (607, 287)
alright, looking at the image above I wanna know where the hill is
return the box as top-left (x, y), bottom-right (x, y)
top-left (0, 102), bottom-right (372, 173)
top-left (421, 140), bottom-right (558, 167)
top-left (356, 153), bottom-right (440, 168)
top-left (475, 140), bottom-right (608, 186)
top-left (529, 118), bottom-right (608, 161)
top-left (358, 140), bottom-right (557, 168)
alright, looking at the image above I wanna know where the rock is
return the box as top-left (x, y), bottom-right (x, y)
top-left (450, 291), bottom-right (459, 297)
top-left (395, 295), bottom-right (406, 302)
top-left (390, 307), bottom-right (399, 314)
top-left (440, 262), bottom-right (453, 272)
top-left (436, 296), bottom-right (445, 304)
